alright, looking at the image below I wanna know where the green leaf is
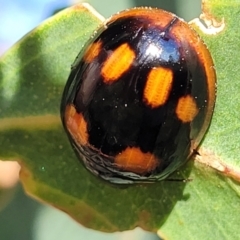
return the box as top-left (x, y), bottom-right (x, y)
top-left (0, 1), bottom-right (239, 239)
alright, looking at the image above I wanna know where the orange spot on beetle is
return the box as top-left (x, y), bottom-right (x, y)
top-left (101, 43), bottom-right (135, 83)
top-left (144, 67), bottom-right (173, 108)
top-left (176, 95), bottom-right (199, 123)
top-left (83, 41), bottom-right (102, 63)
top-left (64, 104), bottom-right (88, 145)
top-left (115, 147), bottom-right (159, 175)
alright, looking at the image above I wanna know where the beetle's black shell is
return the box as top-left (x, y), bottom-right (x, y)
top-left (61, 8), bottom-right (216, 184)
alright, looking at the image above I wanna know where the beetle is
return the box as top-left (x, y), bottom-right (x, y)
top-left (60, 8), bottom-right (216, 184)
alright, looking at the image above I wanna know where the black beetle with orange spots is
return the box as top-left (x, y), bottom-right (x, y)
top-left (61, 8), bottom-right (216, 184)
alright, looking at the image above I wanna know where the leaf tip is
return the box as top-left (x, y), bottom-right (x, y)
top-left (72, 3), bottom-right (105, 22)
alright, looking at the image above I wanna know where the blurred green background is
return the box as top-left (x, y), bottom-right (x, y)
top-left (89, 0), bottom-right (201, 20)
top-left (0, 0), bottom-right (200, 239)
